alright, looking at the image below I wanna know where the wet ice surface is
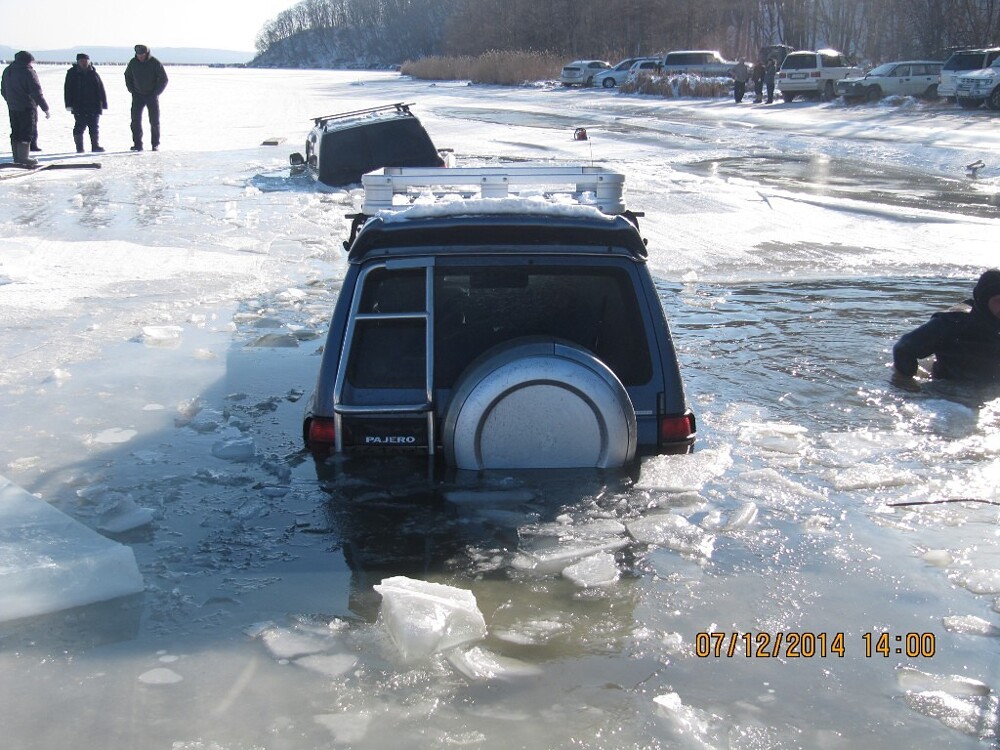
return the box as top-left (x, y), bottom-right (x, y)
top-left (1, 67), bottom-right (1000, 748)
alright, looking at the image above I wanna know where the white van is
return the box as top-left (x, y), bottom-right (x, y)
top-left (939, 48), bottom-right (1000, 101)
top-left (660, 51), bottom-right (733, 76)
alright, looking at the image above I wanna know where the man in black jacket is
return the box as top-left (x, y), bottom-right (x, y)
top-left (124, 44), bottom-right (168, 151)
top-left (64, 53), bottom-right (108, 153)
top-left (1, 50), bottom-right (50, 166)
top-left (893, 269), bottom-right (1000, 388)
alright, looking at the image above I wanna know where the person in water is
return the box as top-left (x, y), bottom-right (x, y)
top-left (892, 269), bottom-right (1000, 388)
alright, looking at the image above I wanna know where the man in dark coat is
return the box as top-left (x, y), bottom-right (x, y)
top-left (64, 53), bottom-right (108, 153)
top-left (764, 59), bottom-right (776, 104)
top-left (752, 60), bottom-right (765, 103)
top-left (893, 269), bottom-right (1000, 388)
top-left (1, 50), bottom-right (51, 166)
top-left (124, 44), bottom-right (168, 151)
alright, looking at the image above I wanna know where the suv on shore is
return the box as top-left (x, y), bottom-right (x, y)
top-left (660, 50), bottom-right (734, 76)
top-left (955, 55), bottom-right (1000, 109)
top-left (939, 48), bottom-right (1000, 102)
top-left (777, 49), bottom-right (862, 101)
top-left (303, 166), bottom-right (696, 471)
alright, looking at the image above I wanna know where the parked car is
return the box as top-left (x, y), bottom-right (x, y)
top-left (955, 55), bottom-right (1000, 109)
top-left (303, 165), bottom-right (696, 471)
top-left (623, 57), bottom-right (665, 85)
top-left (289, 103), bottom-right (447, 187)
top-left (777, 49), bottom-right (862, 101)
top-left (939, 48), bottom-right (1000, 101)
top-left (660, 50), bottom-right (734, 76)
top-left (560, 60), bottom-right (611, 87)
top-left (594, 57), bottom-right (658, 88)
top-left (835, 60), bottom-right (943, 102)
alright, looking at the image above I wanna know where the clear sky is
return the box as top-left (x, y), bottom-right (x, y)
top-left (0, 0), bottom-right (296, 52)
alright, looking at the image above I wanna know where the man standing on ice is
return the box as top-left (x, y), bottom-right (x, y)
top-left (892, 269), bottom-right (1000, 388)
top-left (125, 44), bottom-right (168, 152)
top-left (1, 51), bottom-right (51, 166)
top-left (64, 53), bottom-right (107, 153)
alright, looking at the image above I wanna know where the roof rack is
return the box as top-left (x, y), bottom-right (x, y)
top-left (360, 165), bottom-right (627, 215)
top-left (312, 102), bottom-right (414, 127)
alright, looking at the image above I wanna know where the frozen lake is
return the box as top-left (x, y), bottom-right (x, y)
top-left (1, 65), bottom-right (1000, 749)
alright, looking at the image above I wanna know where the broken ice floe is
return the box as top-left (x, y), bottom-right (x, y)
top-left (97, 492), bottom-right (155, 534)
top-left (738, 422), bottom-right (809, 454)
top-left (211, 434), bottom-right (257, 462)
top-left (138, 667), bottom-right (183, 685)
top-left (294, 653), bottom-right (359, 678)
top-left (374, 576), bottom-right (487, 661)
top-left (626, 513), bottom-right (715, 558)
top-left (261, 626), bottom-right (330, 659)
top-left (896, 667), bottom-right (990, 696)
top-left (904, 690), bottom-right (998, 739)
top-left (138, 325), bottom-right (184, 347)
top-left (953, 569), bottom-right (1000, 595)
top-left (561, 552), bottom-right (620, 587)
top-left (87, 427), bottom-right (138, 446)
top-left (636, 447), bottom-right (733, 492)
top-left (446, 646), bottom-right (542, 680)
top-left (314, 713), bottom-right (372, 744)
top-left (941, 615), bottom-right (1000, 637)
top-left (653, 692), bottom-right (713, 744)
top-left (511, 519), bottom-right (628, 575)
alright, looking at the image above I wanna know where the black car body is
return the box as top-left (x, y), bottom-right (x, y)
top-left (292, 103), bottom-right (446, 187)
top-left (304, 166), bottom-right (695, 471)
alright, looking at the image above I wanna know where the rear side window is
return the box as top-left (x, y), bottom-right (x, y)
top-left (820, 54), bottom-right (844, 67)
top-left (781, 54), bottom-right (817, 70)
top-left (347, 268), bottom-right (426, 389)
top-left (666, 53), bottom-right (710, 66)
top-left (433, 264), bottom-right (653, 387)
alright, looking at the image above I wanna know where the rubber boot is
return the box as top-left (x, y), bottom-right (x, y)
top-left (14, 142), bottom-right (38, 167)
top-left (91, 137), bottom-right (104, 153)
top-left (74, 133), bottom-right (85, 154)
top-left (30, 139), bottom-right (41, 152)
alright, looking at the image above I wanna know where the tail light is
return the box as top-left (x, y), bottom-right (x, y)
top-left (810, 71), bottom-right (821, 78)
top-left (307, 416), bottom-right (337, 449)
top-left (659, 411), bottom-right (696, 446)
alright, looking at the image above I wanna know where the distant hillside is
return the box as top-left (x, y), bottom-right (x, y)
top-left (0, 45), bottom-right (253, 65)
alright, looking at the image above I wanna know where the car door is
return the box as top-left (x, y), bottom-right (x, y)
top-left (890, 64), bottom-right (911, 95)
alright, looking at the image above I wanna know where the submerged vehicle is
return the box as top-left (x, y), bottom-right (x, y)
top-left (289, 103), bottom-right (449, 187)
top-left (303, 165), bottom-right (696, 471)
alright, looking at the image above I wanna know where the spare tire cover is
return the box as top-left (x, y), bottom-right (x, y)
top-left (443, 338), bottom-right (637, 470)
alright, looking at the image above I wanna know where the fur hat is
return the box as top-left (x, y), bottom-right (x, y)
top-left (973, 269), bottom-right (1000, 311)
top-left (14, 50), bottom-right (34, 64)
top-left (76, 53), bottom-right (90, 61)
top-left (134, 44), bottom-right (149, 55)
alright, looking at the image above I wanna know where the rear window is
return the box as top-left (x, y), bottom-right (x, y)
top-left (433, 264), bottom-right (652, 387)
top-left (666, 53), bottom-right (711, 66)
top-left (781, 53), bottom-right (818, 70)
top-left (944, 52), bottom-right (986, 71)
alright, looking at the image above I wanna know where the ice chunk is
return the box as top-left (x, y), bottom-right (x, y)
top-left (314, 713), bottom-right (371, 743)
top-left (896, 667), bottom-right (990, 696)
top-left (87, 427), bottom-right (138, 446)
top-left (653, 692), bottom-right (711, 741)
top-left (830, 463), bottom-right (916, 490)
top-left (904, 690), bottom-right (997, 739)
top-left (739, 422), bottom-right (809, 454)
top-left (941, 615), bottom-right (1000, 637)
top-left (626, 513), bottom-right (715, 558)
top-left (211, 435), bottom-right (257, 461)
top-left (97, 494), bottom-right (155, 534)
top-left (954, 569), bottom-right (1000, 595)
top-left (0, 475), bottom-right (144, 623)
top-left (294, 653), bottom-right (358, 678)
top-left (921, 549), bottom-right (954, 567)
top-left (636, 448), bottom-right (732, 492)
top-left (138, 667), bottom-right (183, 685)
top-left (562, 552), bottom-right (619, 587)
top-left (373, 576), bottom-right (487, 661)
top-left (261, 627), bottom-right (330, 659)
top-left (446, 646), bottom-right (543, 680)
top-left (511, 537), bottom-right (628, 574)
top-left (724, 501), bottom-right (758, 530)
top-left (139, 325), bottom-right (184, 347)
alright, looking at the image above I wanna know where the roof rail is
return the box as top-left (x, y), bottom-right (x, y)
top-left (360, 165), bottom-right (627, 215)
top-left (312, 102), bottom-right (414, 126)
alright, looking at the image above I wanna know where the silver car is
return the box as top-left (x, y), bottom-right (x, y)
top-left (559, 59), bottom-right (611, 87)
top-left (593, 57), bottom-right (657, 88)
top-left (835, 61), bottom-right (943, 102)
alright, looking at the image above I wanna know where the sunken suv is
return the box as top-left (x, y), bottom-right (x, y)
top-left (303, 166), bottom-right (695, 471)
